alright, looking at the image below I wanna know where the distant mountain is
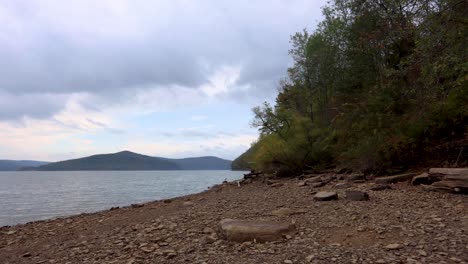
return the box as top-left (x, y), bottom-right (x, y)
top-left (168, 156), bottom-right (232, 170)
top-left (21, 151), bottom-right (232, 171)
top-left (0, 160), bottom-right (50, 171)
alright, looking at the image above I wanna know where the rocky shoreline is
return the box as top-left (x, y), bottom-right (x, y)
top-left (1, 171), bottom-right (467, 264)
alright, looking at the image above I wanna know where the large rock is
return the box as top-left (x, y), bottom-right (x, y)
top-left (313, 191), bottom-right (338, 201)
top-left (345, 190), bottom-right (369, 201)
top-left (218, 219), bottom-right (295, 242)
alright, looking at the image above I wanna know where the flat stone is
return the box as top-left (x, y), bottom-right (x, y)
top-left (345, 190), bottom-right (369, 201)
top-left (218, 219), bottom-right (295, 242)
top-left (313, 191), bottom-right (338, 201)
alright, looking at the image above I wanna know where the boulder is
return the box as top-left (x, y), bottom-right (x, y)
top-left (218, 219), bottom-right (295, 242)
top-left (345, 190), bottom-right (369, 201)
top-left (313, 191), bottom-right (338, 201)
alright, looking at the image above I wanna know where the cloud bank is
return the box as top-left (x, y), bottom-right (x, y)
top-left (0, 0), bottom-right (326, 159)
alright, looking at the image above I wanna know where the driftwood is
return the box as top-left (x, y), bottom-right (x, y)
top-left (418, 168), bottom-right (468, 194)
top-left (411, 173), bottom-right (444, 185)
top-left (243, 171), bottom-right (263, 179)
top-left (428, 168), bottom-right (468, 175)
top-left (374, 172), bottom-right (419, 184)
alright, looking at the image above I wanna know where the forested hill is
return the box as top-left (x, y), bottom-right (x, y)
top-left (22, 151), bottom-right (232, 171)
top-left (235, 0), bottom-right (467, 173)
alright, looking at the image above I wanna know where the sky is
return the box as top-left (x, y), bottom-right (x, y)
top-left (0, 0), bottom-right (327, 161)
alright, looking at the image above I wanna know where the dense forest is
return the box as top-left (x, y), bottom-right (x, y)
top-left (233, 0), bottom-right (467, 174)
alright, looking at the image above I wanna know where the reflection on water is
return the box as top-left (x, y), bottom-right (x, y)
top-left (0, 170), bottom-right (243, 226)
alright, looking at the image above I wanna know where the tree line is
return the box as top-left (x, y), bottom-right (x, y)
top-left (233, 0), bottom-right (467, 174)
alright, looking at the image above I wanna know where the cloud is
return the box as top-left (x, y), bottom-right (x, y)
top-left (0, 0), bottom-right (327, 160)
top-left (122, 132), bottom-right (257, 160)
top-left (0, 0), bottom-right (326, 120)
top-left (0, 91), bottom-right (68, 120)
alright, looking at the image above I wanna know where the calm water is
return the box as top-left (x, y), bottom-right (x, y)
top-left (0, 170), bottom-right (244, 227)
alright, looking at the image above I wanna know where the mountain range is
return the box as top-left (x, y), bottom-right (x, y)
top-left (1, 151), bottom-right (232, 171)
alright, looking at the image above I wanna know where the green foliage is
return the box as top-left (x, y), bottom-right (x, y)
top-left (238, 0), bottom-right (468, 173)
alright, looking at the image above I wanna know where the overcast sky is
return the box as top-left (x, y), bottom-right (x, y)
top-left (0, 0), bottom-right (327, 161)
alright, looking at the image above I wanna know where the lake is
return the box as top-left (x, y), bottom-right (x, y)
top-left (0, 170), bottom-right (244, 227)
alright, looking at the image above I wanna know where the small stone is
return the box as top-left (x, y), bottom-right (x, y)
top-left (385, 243), bottom-right (403, 250)
top-left (202, 227), bottom-right (216, 234)
top-left (297, 181), bottom-right (307, 187)
top-left (449, 257), bottom-right (462, 262)
top-left (202, 235), bottom-right (217, 244)
top-left (22, 252), bottom-right (32, 257)
top-left (417, 250), bottom-right (427, 256)
top-left (182, 201), bottom-right (194, 206)
top-left (306, 255), bottom-right (314, 262)
top-left (313, 191), bottom-right (338, 201)
top-left (284, 260), bottom-right (293, 264)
